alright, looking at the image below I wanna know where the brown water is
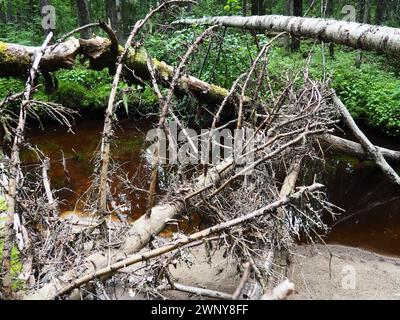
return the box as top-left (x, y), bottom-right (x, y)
top-left (324, 129), bottom-right (400, 257)
top-left (21, 116), bottom-right (202, 234)
top-left (21, 118), bottom-right (400, 256)
top-left (21, 116), bottom-right (151, 220)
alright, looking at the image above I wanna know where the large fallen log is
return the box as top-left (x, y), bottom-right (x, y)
top-left (0, 39), bottom-right (80, 76)
top-left (25, 158), bottom-right (233, 299)
top-left (51, 183), bottom-right (323, 299)
top-left (332, 91), bottom-right (400, 185)
top-left (173, 15), bottom-right (400, 57)
top-left (318, 134), bottom-right (400, 163)
top-left (0, 37), bottom-right (236, 110)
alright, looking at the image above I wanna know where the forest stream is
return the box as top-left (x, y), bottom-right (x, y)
top-left (20, 117), bottom-right (400, 257)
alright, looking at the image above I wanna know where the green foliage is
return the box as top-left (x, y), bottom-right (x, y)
top-left (224, 0), bottom-right (242, 15)
top-left (54, 81), bottom-right (91, 109)
top-left (0, 0), bottom-right (400, 134)
top-left (123, 85), bottom-right (158, 112)
top-left (57, 66), bottom-right (110, 88)
top-left (54, 80), bottom-right (112, 110)
top-left (0, 238), bottom-right (24, 292)
top-left (265, 43), bottom-right (400, 135)
top-left (0, 77), bottom-right (24, 99)
top-left (145, 27), bottom-right (269, 87)
top-left (332, 57), bottom-right (400, 134)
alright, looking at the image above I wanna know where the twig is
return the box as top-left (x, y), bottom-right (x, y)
top-left (52, 183), bottom-right (323, 298)
top-left (97, 0), bottom-right (195, 211)
top-left (171, 282), bottom-right (232, 300)
top-left (232, 262), bottom-right (252, 300)
top-left (144, 25), bottom-right (218, 217)
top-left (1, 32), bottom-right (53, 296)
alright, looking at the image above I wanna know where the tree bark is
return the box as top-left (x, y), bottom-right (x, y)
top-left (25, 158), bottom-right (233, 299)
top-left (290, 0), bottom-right (302, 51)
top-left (332, 91), bottom-right (400, 185)
top-left (318, 134), bottom-right (400, 163)
top-left (258, 0), bottom-right (265, 15)
top-left (325, 0), bottom-right (334, 58)
top-left (6, 1), bottom-right (13, 22)
top-left (284, 0), bottom-right (292, 52)
top-left (375, 0), bottom-right (387, 25)
top-left (0, 37), bottom-right (237, 111)
top-left (355, 0), bottom-right (371, 68)
top-left (173, 14), bottom-right (400, 57)
top-left (251, 0), bottom-right (265, 15)
top-left (0, 3), bottom-right (6, 22)
top-left (75, 0), bottom-right (91, 39)
top-left (105, 0), bottom-right (122, 40)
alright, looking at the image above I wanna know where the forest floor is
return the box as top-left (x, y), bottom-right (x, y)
top-left (105, 244), bottom-right (400, 300)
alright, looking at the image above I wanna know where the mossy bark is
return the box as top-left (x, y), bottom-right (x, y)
top-left (0, 37), bottom-right (237, 111)
top-left (0, 42), bottom-right (32, 76)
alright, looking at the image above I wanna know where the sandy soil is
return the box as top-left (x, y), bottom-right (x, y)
top-left (166, 246), bottom-right (241, 299)
top-left (103, 243), bottom-right (400, 300)
top-left (290, 244), bottom-right (400, 300)
top-left (166, 244), bottom-right (400, 300)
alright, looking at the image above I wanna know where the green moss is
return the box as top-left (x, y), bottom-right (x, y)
top-left (86, 83), bottom-right (112, 108)
top-left (0, 42), bottom-right (7, 55)
top-left (54, 82), bottom-right (90, 109)
top-left (152, 59), bottom-right (173, 80)
top-left (209, 84), bottom-right (228, 100)
top-left (125, 48), bottom-right (173, 81)
top-left (126, 48), bottom-right (150, 79)
top-left (0, 41), bottom-right (31, 76)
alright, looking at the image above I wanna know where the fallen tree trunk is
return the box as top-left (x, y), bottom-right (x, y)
top-left (173, 15), bottom-right (400, 57)
top-left (332, 91), bottom-right (400, 185)
top-left (25, 158), bottom-right (233, 299)
top-left (0, 39), bottom-right (80, 76)
top-left (0, 37), bottom-right (236, 110)
top-left (318, 134), bottom-right (400, 163)
top-left (51, 183), bottom-right (323, 299)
